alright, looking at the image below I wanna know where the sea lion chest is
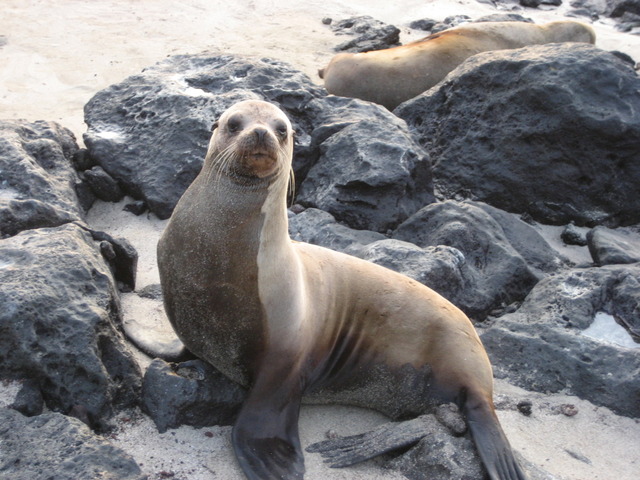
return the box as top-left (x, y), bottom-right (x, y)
top-left (157, 176), bottom-right (269, 386)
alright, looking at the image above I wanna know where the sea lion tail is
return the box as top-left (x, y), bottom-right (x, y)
top-left (318, 68), bottom-right (325, 79)
top-left (464, 398), bottom-right (528, 480)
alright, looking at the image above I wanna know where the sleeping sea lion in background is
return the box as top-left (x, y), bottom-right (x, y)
top-left (319, 20), bottom-right (596, 110)
top-left (157, 100), bottom-right (528, 480)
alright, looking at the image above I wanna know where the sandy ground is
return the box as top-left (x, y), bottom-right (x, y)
top-left (2, 1), bottom-right (640, 479)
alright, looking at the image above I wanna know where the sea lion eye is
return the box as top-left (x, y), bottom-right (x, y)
top-left (274, 121), bottom-right (288, 137)
top-left (227, 116), bottom-right (242, 134)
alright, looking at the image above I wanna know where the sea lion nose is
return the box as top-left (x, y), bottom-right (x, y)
top-left (254, 127), bottom-right (268, 142)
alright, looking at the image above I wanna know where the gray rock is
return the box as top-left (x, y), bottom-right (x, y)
top-left (0, 120), bottom-right (84, 238)
top-left (330, 16), bottom-right (401, 52)
top-left (142, 358), bottom-right (245, 433)
top-left (9, 379), bottom-right (44, 417)
top-left (393, 200), bottom-right (540, 320)
top-left (358, 240), bottom-right (467, 305)
top-left (431, 15), bottom-right (472, 33)
top-left (481, 264), bottom-right (640, 417)
top-left (571, 0), bottom-right (608, 15)
top-left (75, 223), bottom-right (139, 291)
top-left (477, 203), bottom-right (569, 275)
top-left (0, 408), bottom-right (145, 480)
top-left (288, 207), bottom-right (386, 256)
top-left (475, 14), bottom-right (534, 22)
top-left (608, 0), bottom-right (640, 17)
top-left (408, 18), bottom-right (437, 31)
top-left (587, 225), bottom-right (640, 265)
top-left (0, 223), bottom-right (141, 426)
top-left (298, 101), bottom-right (434, 233)
top-left (562, 223), bottom-right (589, 246)
top-left (386, 419), bottom-right (486, 480)
top-left (83, 165), bottom-right (124, 202)
top-left (395, 44), bottom-right (640, 228)
top-left (84, 54), bottom-right (325, 219)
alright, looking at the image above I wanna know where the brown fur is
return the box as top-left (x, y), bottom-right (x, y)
top-left (158, 101), bottom-right (528, 480)
top-left (320, 20), bottom-right (596, 110)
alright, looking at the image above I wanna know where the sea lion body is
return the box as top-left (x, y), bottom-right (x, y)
top-left (320, 20), bottom-right (596, 110)
top-left (158, 100), bottom-right (527, 480)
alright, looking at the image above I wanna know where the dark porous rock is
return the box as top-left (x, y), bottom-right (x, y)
top-left (477, 202), bottom-right (569, 275)
top-left (587, 225), bottom-right (640, 265)
top-left (482, 264), bottom-right (640, 417)
top-left (0, 120), bottom-right (85, 238)
top-left (0, 408), bottom-right (145, 480)
top-left (475, 14), bottom-right (534, 22)
top-left (297, 101), bottom-right (434, 233)
top-left (74, 222), bottom-right (139, 291)
top-left (83, 165), bottom-right (124, 202)
top-left (431, 15), bottom-right (472, 33)
top-left (123, 199), bottom-right (147, 216)
top-left (288, 207), bottom-right (386, 256)
top-left (9, 379), bottom-right (44, 417)
top-left (408, 18), bottom-right (437, 31)
top-left (393, 200), bottom-right (540, 321)
top-left (615, 11), bottom-right (640, 30)
top-left (385, 416), bottom-right (486, 480)
top-left (137, 283), bottom-right (164, 300)
top-left (72, 147), bottom-right (97, 171)
top-left (611, 269), bottom-right (640, 341)
top-left (84, 54), bottom-right (325, 219)
top-left (608, 0), bottom-right (640, 17)
top-left (570, 0), bottom-right (608, 16)
top-left (562, 222), bottom-right (589, 246)
top-left (0, 223), bottom-right (141, 427)
top-left (395, 44), bottom-right (640, 228)
top-left (330, 16), bottom-right (401, 52)
top-left (358, 239), bottom-right (467, 303)
top-left (142, 358), bottom-right (246, 433)
top-left (520, 0), bottom-right (542, 7)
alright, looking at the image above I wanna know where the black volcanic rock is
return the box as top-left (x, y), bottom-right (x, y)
top-left (395, 43), bottom-right (640, 228)
top-left (0, 120), bottom-right (85, 238)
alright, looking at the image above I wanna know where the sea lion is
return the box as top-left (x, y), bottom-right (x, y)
top-left (157, 100), bottom-right (527, 480)
top-left (319, 20), bottom-right (596, 110)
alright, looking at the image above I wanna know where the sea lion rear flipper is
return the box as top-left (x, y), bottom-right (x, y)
top-left (465, 399), bottom-right (528, 480)
top-left (306, 415), bottom-right (430, 467)
top-left (232, 363), bottom-right (305, 480)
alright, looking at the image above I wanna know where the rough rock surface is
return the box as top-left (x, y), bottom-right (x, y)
top-left (142, 359), bottom-right (245, 433)
top-left (587, 226), bottom-right (640, 265)
top-left (0, 223), bottom-right (141, 427)
top-left (288, 207), bottom-right (386, 256)
top-left (395, 43), bottom-right (640, 228)
top-left (84, 54), bottom-right (326, 219)
top-left (482, 264), bottom-right (640, 417)
top-left (0, 120), bottom-right (86, 238)
top-left (298, 100), bottom-right (434, 232)
top-left (0, 408), bottom-right (145, 480)
top-left (329, 15), bottom-right (401, 52)
top-left (393, 200), bottom-right (542, 320)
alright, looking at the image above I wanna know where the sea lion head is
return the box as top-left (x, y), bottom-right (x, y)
top-left (544, 20), bottom-right (596, 44)
top-left (206, 100), bottom-right (294, 185)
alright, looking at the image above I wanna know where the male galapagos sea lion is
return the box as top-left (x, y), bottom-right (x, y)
top-left (319, 20), bottom-right (596, 110)
top-left (157, 100), bottom-right (527, 480)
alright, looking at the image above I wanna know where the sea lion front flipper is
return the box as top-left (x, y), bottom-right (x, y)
top-left (306, 415), bottom-right (431, 468)
top-left (465, 398), bottom-right (528, 480)
top-left (232, 364), bottom-right (305, 480)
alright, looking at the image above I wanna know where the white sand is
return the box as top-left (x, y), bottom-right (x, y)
top-left (2, 1), bottom-right (640, 479)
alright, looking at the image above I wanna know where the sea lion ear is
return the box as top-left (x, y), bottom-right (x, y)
top-left (211, 121), bottom-right (219, 132)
